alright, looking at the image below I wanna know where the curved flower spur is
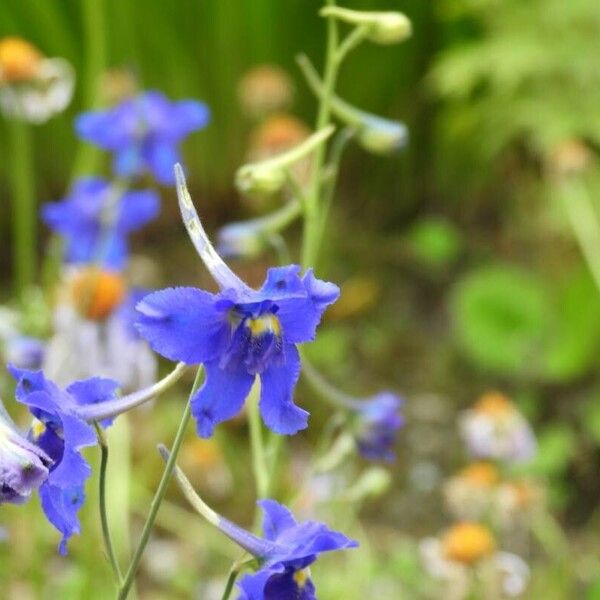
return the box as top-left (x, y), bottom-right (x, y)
top-left (136, 165), bottom-right (340, 438)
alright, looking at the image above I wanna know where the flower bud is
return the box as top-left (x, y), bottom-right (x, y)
top-left (5, 336), bottom-right (45, 370)
top-left (0, 400), bottom-right (51, 505)
top-left (320, 8), bottom-right (412, 46)
top-left (235, 125), bottom-right (334, 197)
top-left (297, 54), bottom-right (408, 155)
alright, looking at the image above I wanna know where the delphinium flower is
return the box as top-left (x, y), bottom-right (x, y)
top-left (160, 445), bottom-right (358, 599)
top-left (353, 392), bottom-right (404, 462)
top-left (42, 177), bottom-right (160, 270)
top-left (9, 366), bottom-right (120, 553)
top-left (420, 522), bottom-right (530, 599)
top-left (459, 392), bottom-right (536, 463)
top-left (300, 359), bottom-right (404, 462)
top-left (0, 37), bottom-right (74, 123)
top-left (136, 166), bottom-right (340, 437)
top-left (75, 91), bottom-right (210, 185)
top-left (0, 396), bottom-right (51, 505)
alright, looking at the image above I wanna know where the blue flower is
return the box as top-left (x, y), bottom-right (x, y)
top-left (354, 392), bottom-right (403, 462)
top-left (225, 500), bottom-right (357, 600)
top-left (75, 91), bottom-right (210, 184)
top-left (9, 366), bottom-right (119, 553)
top-left (0, 397), bottom-right (51, 505)
top-left (42, 177), bottom-right (159, 270)
top-left (136, 167), bottom-right (339, 438)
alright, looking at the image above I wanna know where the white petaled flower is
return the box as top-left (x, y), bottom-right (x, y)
top-left (420, 522), bottom-right (530, 599)
top-left (0, 37), bottom-right (74, 123)
top-left (459, 392), bottom-right (536, 463)
top-left (43, 268), bottom-right (156, 392)
top-left (444, 462), bottom-right (500, 521)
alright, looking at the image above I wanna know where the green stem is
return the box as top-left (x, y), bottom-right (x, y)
top-left (301, 0), bottom-right (339, 270)
top-left (8, 118), bottom-right (36, 296)
top-left (72, 0), bottom-right (107, 178)
top-left (94, 422), bottom-right (124, 585)
top-left (248, 381), bottom-right (268, 500)
top-left (117, 367), bottom-right (203, 600)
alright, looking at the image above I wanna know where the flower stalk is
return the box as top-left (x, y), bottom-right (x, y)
top-left (117, 366), bottom-right (204, 599)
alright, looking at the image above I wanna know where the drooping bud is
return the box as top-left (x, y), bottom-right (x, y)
top-left (217, 200), bottom-right (302, 259)
top-left (320, 7), bottom-right (412, 46)
top-left (235, 125), bottom-right (334, 196)
top-left (0, 399), bottom-right (51, 505)
top-left (297, 54), bottom-right (408, 155)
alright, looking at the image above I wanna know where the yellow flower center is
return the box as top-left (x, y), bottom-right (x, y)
top-left (246, 314), bottom-right (281, 338)
top-left (473, 392), bottom-right (515, 418)
top-left (31, 418), bottom-right (46, 440)
top-left (70, 268), bottom-right (126, 321)
top-left (293, 568), bottom-right (310, 588)
top-left (441, 522), bottom-right (495, 565)
top-left (459, 462), bottom-right (500, 488)
top-left (0, 37), bottom-right (43, 83)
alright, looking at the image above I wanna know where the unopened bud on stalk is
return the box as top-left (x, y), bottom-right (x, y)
top-left (320, 7), bottom-right (412, 45)
top-left (235, 125), bottom-right (334, 196)
top-left (297, 54), bottom-right (408, 155)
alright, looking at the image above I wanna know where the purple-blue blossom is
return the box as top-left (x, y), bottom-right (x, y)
top-left (136, 165), bottom-right (339, 438)
top-left (42, 177), bottom-right (159, 270)
top-left (354, 392), bottom-right (404, 462)
top-left (0, 396), bottom-right (51, 505)
top-left (75, 91), bottom-right (210, 184)
top-left (218, 500), bottom-right (357, 600)
top-left (10, 366), bottom-right (120, 553)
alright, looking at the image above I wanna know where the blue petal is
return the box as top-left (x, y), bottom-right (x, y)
top-left (263, 570), bottom-right (316, 600)
top-left (117, 189), bottom-right (160, 232)
top-left (39, 482), bottom-right (85, 555)
top-left (75, 111), bottom-right (123, 149)
top-left (136, 287), bottom-right (231, 364)
top-left (191, 360), bottom-right (254, 438)
top-left (9, 366), bottom-right (53, 400)
top-left (237, 568), bottom-right (276, 600)
top-left (144, 141), bottom-right (180, 185)
top-left (67, 377), bottom-right (121, 428)
top-left (114, 145), bottom-right (144, 178)
top-left (258, 499), bottom-right (298, 541)
top-left (271, 270), bottom-right (340, 344)
top-left (278, 521), bottom-right (358, 561)
top-left (259, 265), bottom-right (306, 299)
top-left (259, 344), bottom-right (308, 435)
top-left (171, 100), bottom-right (210, 137)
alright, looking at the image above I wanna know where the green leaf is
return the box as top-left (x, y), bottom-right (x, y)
top-left (450, 264), bottom-right (550, 376)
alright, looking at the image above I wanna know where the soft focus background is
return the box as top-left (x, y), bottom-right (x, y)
top-left (1, 0), bottom-right (600, 598)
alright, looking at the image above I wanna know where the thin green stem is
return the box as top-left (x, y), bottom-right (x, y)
top-left (94, 422), bottom-right (124, 585)
top-left (301, 0), bottom-right (339, 270)
top-left (248, 381), bottom-right (268, 500)
top-left (8, 118), bottom-right (36, 296)
top-left (220, 556), bottom-right (255, 600)
top-left (117, 367), bottom-right (203, 600)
